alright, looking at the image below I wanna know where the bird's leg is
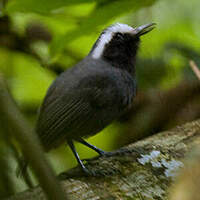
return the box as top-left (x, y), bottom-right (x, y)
top-left (75, 138), bottom-right (112, 157)
top-left (67, 140), bottom-right (90, 174)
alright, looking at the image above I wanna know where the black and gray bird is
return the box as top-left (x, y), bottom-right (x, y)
top-left (36, 23), bottom-right (155, 174)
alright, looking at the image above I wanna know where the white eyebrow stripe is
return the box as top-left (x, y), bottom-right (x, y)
top-left (91, 23), bottom-right (134, 59)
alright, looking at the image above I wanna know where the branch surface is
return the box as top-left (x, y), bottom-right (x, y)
top-left (7, 119), bottom-right (200, 200)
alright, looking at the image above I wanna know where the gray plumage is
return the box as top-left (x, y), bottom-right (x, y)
top-left (36, 57), bottom-right (136, 151)
top-left (18, 23), bottom-right (155, 177)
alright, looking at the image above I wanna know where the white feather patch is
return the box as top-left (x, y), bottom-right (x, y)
top-left (92, 23), bottom-right (134, 59)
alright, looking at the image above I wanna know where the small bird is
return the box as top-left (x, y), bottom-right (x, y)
top-left (36, 22), bottom-right (155, 174)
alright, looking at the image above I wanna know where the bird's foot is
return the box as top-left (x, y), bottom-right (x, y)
top-left (83, 149), bottom-right (130, 161)
top-left (81, 151), bottom-right (113, 163)
top-left (98, 148), bottom-right (136, 157)
top-left (81, 166), bottom-right (97, 176)
top-left (98, 150), bottom-right (114, 157)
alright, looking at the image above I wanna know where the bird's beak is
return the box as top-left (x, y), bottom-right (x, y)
top-left (134, 23), bottom-right (156, 36)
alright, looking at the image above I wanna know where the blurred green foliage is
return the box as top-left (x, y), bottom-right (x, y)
top-left (0, 0), bottom-right (200, 197)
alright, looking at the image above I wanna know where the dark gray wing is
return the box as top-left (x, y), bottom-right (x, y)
top-left (36, 79), bottom-right (121, 151)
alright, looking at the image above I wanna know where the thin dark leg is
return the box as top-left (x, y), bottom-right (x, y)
top-left (75, 138), bottom-right (110, 156)
top-left (67, 140), bottom-right (89, 174)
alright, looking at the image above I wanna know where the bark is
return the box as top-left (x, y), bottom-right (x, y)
top-left (6, 119), bottom-right (200, 200)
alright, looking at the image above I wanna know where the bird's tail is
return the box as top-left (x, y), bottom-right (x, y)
top-left (16, 157), bottom-right (33, 188)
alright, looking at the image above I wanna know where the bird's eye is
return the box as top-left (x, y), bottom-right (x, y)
top-left (115, 33), bottom-right (124, 40)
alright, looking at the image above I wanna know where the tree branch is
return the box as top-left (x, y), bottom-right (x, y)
top-left (189, 60), bottom-right (200, 81)
top-left (6, 118), bottom-right (200, 200)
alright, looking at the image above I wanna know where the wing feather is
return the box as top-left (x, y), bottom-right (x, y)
top-left (36, 69), bottom-right (130, 151)
top-left (36, 89), bottom-right (99, 150)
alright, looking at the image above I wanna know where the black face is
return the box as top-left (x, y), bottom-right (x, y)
top-left (102, 32), bottom-right (140, 73)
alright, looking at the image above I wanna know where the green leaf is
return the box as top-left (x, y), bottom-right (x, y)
top-left (50, 0), bottom-right (157, 57)
top-left (6, 0), bottom-right (96, 14)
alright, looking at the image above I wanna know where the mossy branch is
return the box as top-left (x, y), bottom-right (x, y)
top-left (6, 118), bottom-right (200, 200)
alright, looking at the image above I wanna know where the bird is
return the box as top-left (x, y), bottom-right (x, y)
top-left (25, 22), bottom-right (156, 175)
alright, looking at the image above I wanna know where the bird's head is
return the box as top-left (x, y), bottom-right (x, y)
top-left (90, 23), bottom-right (156, 73)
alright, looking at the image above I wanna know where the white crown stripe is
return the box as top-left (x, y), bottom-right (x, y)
top-left (92, 23), bottom-right (134, 59)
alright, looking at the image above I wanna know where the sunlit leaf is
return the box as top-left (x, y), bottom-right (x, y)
top-left (50, 0), bottom-right (157, 57)
top-left (6, 0), bottom-right (97, 14)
